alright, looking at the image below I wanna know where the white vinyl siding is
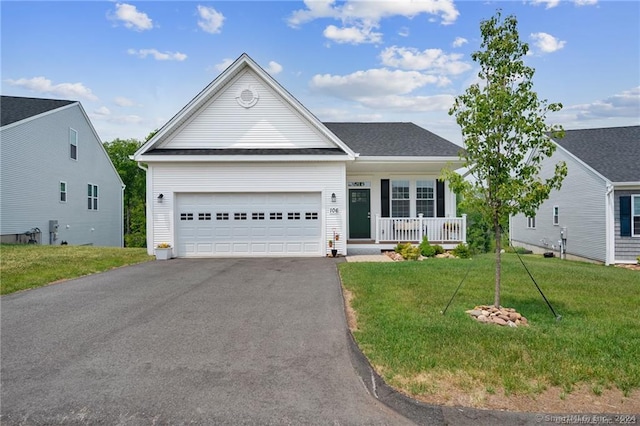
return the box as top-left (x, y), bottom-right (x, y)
top-left (158, 70), bottom-right (335, 150)
top-left (0, 103), bottom-right (122, 246)
top-left (511, 146), bottom-right (607, 263)
top-left (148, 161), bottom-right (346, 257)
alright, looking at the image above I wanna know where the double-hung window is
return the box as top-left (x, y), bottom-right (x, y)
top-left (87, 184), bottom-right (98, 210)
top-left (60, 181), bottom-right (67, 203)
top-left (391, 180), bottom-right (410, 217)
top-left (416, 180), bottom-right (435, 217)
top-left (527, 216), bottom-right (536, 229)
top-left (552, 206), bottom-right (559, 226)
top-left (69, 128), bottom-right (78, 160)
top-left (633, 195), bottom-right (640, 236)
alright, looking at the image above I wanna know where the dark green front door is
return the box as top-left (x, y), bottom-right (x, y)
top-left (349, 189), bottom-right (370, 239)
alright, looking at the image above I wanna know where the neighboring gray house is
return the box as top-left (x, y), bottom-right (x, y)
top-left (1, 95), bottom-right (124, 247)
top-left (511, 126), bottom-right (640, 265)
top-left (133, 53), bottom-right (465, 258)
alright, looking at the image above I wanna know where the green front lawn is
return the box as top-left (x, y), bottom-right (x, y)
top-left (339, 254), bottom-right (640, 402)
top-left (1, 244), bottom-right (153, 295)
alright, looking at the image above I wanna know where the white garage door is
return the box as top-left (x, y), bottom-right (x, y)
top-left (176, 192), bottom-right (322, 257)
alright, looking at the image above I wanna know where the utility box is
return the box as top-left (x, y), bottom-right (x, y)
top-left (49, 220), bottom-right (59, 233)
top-left (560, 227), bottom-right (568, 240)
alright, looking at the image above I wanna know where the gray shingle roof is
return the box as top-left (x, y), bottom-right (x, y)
top-left (1, 95), bottom-right (75, 127)
top-left (553, 126), bottom-right (640, 183)
top-left (323, 122), bottom-right (463, 157)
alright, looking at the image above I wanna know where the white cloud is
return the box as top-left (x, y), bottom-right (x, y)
top-left (197, 5), bottom-right (224, 34)
top-left (288, 0), bottom-right (459, 44)
top-left (530, 32), bottom-right (566, 53)
top-left (111, 3), bottom-right (153, 31)
top-left (265, 61), bottom-right (283, 75)
top-left (127, 49), bottom-right (187, 61)
top-left (114, 96), bottom-right (135, 107)
top-left (574, 0), bottom-right (598, 5)
top-left (94, 106), bottom-right (111, 116)
top-left (356, 94), bottom-right (455, 112)
top-left (215, 58), bottom-right (235, 72)
top-left (530, 0), bottom-right (561, 9)
top-left (452, 37), bottom-right (468, 48)
top-left (379, 46), bottom-right (471, 75)
top-left (563, 87), bottom-right (640, 121)
top-left (323, 24), bottom-right (382, 44)
top-left (310, 68), bottom-right (446, 101)
top-left (5, 76), bottom-right (98, 101)
top-left (398, 27), bottom-right (410, 37)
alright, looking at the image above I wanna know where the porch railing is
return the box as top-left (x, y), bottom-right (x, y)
top-left (375, 214), bottom-right (467, 244)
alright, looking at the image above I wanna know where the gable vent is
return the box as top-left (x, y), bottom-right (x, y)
top-left (236, 85), bottom-right (259, 108)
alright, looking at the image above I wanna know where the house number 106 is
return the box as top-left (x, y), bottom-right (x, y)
top-left (330, 207), bottom-right (339, 214)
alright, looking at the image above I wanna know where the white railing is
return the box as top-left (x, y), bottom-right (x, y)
top-left (375, 214), bottom-right (467, 244)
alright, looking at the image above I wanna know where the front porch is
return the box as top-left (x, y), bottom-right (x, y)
top-left (346, 215), bottom-right (467, 254)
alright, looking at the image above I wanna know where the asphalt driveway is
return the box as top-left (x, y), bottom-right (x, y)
top-left (1, 258), bottom-right (414, 425)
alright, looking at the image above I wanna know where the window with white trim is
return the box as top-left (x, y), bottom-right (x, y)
top-left (633, 195), bottom-right (640, 237)
top-left (87, 184), bottom-right (98, 210)
top-left (60, 181), bottom-right (67, 203)
top-left (527, 216), bottom-right (536, 229)
top-left (552, 206), bottom-right (559, 226)
top-left (391, 180), bottom-right (410, 217)
top-left (416, 180), bottom-right (435, 217)
top-left (70, 128), bottom-right (78, 160)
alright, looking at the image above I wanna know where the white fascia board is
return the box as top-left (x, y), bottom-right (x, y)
top-left (612, 182), bottom-right (640, 189)
top-left (136, 154), bottom-right (353, 163)
top-left (356, 156), bottom-right (464, 166)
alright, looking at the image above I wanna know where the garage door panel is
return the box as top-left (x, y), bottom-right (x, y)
top-left (177, 192), bottom-right (322, 257)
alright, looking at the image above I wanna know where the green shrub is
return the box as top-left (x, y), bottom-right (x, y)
top-left (401, 244), bottom-right (421, 261)
top-left (419, 236), bottom-right (436, 257)
top-left (637, 255), bottom-right (640, 264)
top-left (452, 243), bottom-right (471, 259)
top-left (433, 244), bottom-right (445, 255)
top-left (394, 242), bottom-right (405, 253)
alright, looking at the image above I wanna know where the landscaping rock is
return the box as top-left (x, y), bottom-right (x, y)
top-left (466, 304), bottom-right (529, 327)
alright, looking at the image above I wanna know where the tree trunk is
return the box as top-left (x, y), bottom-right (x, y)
top-left (494, 212), bottom-right (501, 307)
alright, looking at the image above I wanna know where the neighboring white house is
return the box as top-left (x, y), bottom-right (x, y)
top-left (511, 126), bottom-right (640, 265)
top-left (133, 53), bottom-right (466, 258)
top-left (1, 96), bottom-right (124, 247)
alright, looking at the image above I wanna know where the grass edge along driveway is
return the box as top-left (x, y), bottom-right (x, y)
top-left (1, 244), bottom-right (153, 295)
top-left (338, 254), bottom-right (640, 412)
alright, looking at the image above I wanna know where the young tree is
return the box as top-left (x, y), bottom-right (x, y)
top-left (445, 11), bottom-right (567, 307)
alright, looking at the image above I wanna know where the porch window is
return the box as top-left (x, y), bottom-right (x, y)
top-left (633, 195), bottom-right (640, 236)
top-left (391, 180), bottom-right (410, 217)
top-left (416, 180), bottom-right (435, 217)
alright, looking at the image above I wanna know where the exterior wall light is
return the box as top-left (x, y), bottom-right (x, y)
top-left (331, 193), bottom-right (337, 203)
top-left (158, 194), bottom-right (164, 203)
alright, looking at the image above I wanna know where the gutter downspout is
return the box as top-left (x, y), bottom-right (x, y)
top-left (605, 183), bottom-right (614, 265)
top-left (121, 183), bottom-right (126, 248)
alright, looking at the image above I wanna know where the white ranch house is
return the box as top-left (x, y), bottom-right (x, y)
top-left (134, 54), bottom-right (466, 258)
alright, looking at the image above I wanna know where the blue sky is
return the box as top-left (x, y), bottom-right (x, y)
top-left (2, 1), bottom-right (639, 145)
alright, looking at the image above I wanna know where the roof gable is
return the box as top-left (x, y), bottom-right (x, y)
top-left (135, 53), bottom-right (354, 159)
top-left (553, 126), bottom-right (640, 183)
top-left (1, 95), bottom-right (76, 127)
top-left (324, 122), bottom-right (463, 157)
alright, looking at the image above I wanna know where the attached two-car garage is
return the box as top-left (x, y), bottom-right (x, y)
top-left (176, 192), bottom-right (323, 257)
